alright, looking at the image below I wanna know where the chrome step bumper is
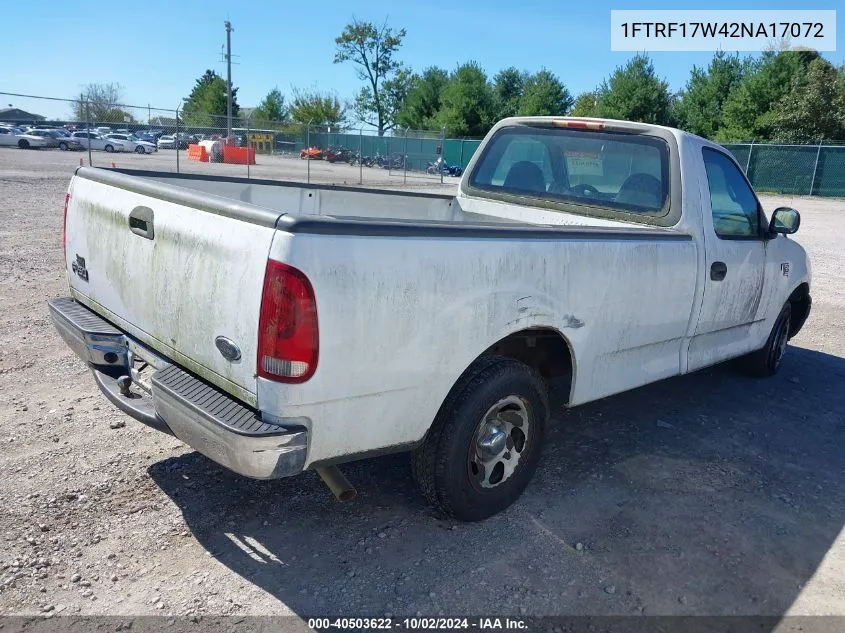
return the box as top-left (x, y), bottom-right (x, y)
top-left (47, 297), bottom-right (307, 480)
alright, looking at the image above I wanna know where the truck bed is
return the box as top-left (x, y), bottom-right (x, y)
top-left (98, 168), bottom-right (667, 232)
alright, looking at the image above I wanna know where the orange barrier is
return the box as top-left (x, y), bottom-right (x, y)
top-left (187, 144), bottom-right (208, 162)
top-left (223, 146), bottom-right (256, 165)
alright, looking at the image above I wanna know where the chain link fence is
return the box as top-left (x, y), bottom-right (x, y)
top-left (5, 92), bottom-right (845, 197)
top-left (0, 92), bottom-right (483, 189)
top-left (724, 142), bottom-right (845, 198)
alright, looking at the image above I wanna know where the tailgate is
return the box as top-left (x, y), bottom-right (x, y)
top-left (64, 171), bottom-right (280, 405)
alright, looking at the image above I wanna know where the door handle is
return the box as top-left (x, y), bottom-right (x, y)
top-left (710, 261), bottom-right (727, 281)
top-left (128, 206), bottom-right (155, 240)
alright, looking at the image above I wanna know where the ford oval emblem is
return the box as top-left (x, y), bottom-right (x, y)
top-left (214, 336), bottom-right (242, 362)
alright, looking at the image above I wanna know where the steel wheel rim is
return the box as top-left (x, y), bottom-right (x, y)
top-left (468, 395), bottom-right (531, 490)
top-left (771, 314), bottom-right (789, 369)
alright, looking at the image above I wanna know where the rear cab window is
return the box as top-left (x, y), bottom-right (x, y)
top-left (467, 124), bottom-right (673, 224)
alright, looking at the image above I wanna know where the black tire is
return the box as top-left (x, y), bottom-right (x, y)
top-left (59, 142), bottom-right (69, 151)
top-left (135, 145), bottom-right (146, 154)
top-left (735, 302), bottom-right (792, 377)
top-left (18, 139), bottom-right (29, 149)
top-left (411, 355), bottom-right (548, 522)
top-left (104, 144), bottom-right (114, 153)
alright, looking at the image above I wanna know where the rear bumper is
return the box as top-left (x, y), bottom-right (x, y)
top-left (48, 297), bottom-right (307, 480)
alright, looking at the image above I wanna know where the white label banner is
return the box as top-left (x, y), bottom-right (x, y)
top-left (610, 10), bottom-right (836, 51)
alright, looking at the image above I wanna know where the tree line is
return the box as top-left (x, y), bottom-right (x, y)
top-left (331, 19), bottom-right (844, 143)
top-left (74, 17), bottom-right (845, 143)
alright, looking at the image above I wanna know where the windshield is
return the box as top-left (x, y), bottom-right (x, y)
top-left (468, 125), bottom-right (671, 218)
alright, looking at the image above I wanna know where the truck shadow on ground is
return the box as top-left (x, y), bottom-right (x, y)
top-left (148, 345), bottom-right (845, 620)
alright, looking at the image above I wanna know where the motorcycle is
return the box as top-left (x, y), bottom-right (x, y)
top-left (378, 152), bottom-right (406, 170)
top-left (323, 147), bottom-right (354, 163)
top-left (426, 156), bottom-right (463, 176)
top-left (300, 146), bottom-right (322, 160)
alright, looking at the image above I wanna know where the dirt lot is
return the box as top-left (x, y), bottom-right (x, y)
top-left (0, 147), bottom-right (843, 624)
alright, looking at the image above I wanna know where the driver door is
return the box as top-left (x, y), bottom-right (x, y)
top-left (688, 147), bottom-right (767, 371)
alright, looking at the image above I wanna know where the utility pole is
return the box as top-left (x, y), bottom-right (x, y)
top-left (224, 20), bottom-right (234, 138)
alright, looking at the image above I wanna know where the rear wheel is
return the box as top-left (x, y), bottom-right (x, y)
top-left (411, 356), bottom-right (548, 521)
top-left (735, 302), bottom-right (792, 377)
top-left (17, 139), bottom-right (29, 149)
top-left (59, 142), bottom-right (69, 151)
top-left (104, 144), bottom-right (114, 153)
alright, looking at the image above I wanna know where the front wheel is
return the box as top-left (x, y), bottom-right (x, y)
top-left (17, 139), bottom-right (29, 149)
top-left (135, 145), bottom-right (145, 154)
top-left (735, 302), bottom-right (792, 377)
top-left (59, 142), bottom-right (69, 151)
top-left (411, 356), bottom-right (548, 522)
top-left (104, 144), bottom-right (114, 153)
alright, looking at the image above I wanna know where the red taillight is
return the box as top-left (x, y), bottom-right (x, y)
top-left (551, 119), bottom-right (605, 130)
top-left (62, 193), bottom-right (70, 266)
top-left (257, 259), bottom-right (319, 383)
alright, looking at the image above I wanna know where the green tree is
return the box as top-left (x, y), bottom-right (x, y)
top-left (770, 59), bottom-right (845, 142)
top-left (251, 88), bottom-right (288, 125)
top-left (334, 18), bottom-right (407, 135)
top-left (435, 62), bottom-right (495, 137)
top-left (717, 50), bottom-right (818, 141)
top-left (570, 91), bottom-right (599, 117)
top-left (492, 67), bottom-right (527, 120)
top-left (518, 69), bottom-right (573, 116)
top-left (675, 51), bottom-right (744, 138)
top-left (353, 66), bottom-right (413, 132)
top-left (182, 69), bottom-right (239, 127)
top-left (396, 67), bottom-right (449, 129)
top-left (288, 88), bottom-right (346, 127)
top-left (595, 54), bottom-right (673, 125)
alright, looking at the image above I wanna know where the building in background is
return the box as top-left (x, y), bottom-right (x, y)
top-left (0, 107), bottom-right (46, 123)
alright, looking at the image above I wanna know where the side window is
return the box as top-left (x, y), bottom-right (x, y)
top-left (702, 148), bottom-right (760, 238)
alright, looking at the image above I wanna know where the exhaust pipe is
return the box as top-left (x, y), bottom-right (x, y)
top-left (316, 466), bottom-right (356, 502)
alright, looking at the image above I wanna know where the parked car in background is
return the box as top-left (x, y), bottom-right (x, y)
top-left (104, 133), bottom-right (156, 154)
top-left (176, 133), bottom-right (193, 149)
top-left (70, 131), bottom-right (126, 152)
top-left (24, 129), bottom-right (64, 148)
top-left (158, 133), bottom-right (191, 150)
top-left (133, 131), bottom-right (160, 144)
top-left (4, 128), bottom-right (51, 149)
top-left (157, 135), bottom-right (176, 149)
top-left (0, 126), bottom-right (21, 146)
top-left (52, 131), bottom-right (85, 151)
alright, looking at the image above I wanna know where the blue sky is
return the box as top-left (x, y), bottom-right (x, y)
top-left (1, 0), bottom-right (842, 121)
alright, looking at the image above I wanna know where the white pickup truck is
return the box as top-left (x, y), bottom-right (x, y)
top-left (49, 117), bottom-right (811, 521)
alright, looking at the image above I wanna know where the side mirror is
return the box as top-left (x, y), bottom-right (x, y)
top-left (769, 207), bottom-right (800, 236)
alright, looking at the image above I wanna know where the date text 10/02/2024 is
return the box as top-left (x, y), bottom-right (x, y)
top-left (307, 618), bottom-right (528, 630)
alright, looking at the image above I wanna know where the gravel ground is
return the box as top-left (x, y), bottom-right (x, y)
top-left (0, 147), bottom-right (843, 622)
